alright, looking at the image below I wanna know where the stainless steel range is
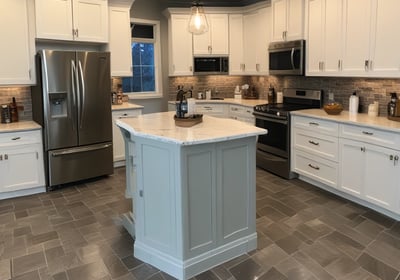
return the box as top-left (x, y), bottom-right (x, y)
top-left (253, 88), bottom-right (323, 179)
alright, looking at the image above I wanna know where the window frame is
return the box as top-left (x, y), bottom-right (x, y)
top-left (126, 18), bottom-right (163, 99)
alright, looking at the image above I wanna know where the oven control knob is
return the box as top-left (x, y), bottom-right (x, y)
top-left (277, 112), bottom-right (280, 116)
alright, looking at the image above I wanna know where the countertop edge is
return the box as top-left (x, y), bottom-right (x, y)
top-left (116, 112), bottom-right (267, 146)
top-left (0, 121), bottom-right (42, 133)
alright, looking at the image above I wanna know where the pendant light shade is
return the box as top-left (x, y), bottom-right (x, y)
top-left (188, 2), bottom-right (208, 35)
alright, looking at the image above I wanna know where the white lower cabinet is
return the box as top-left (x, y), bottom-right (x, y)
top-left (0, 130), bottom-right (45, 197)
top-left (292, 116), bottom-right (339, 188)
top-left (195, 103), bottom-right (228, 118)
top-left (112, 106), bottom-right (143, 167)
top-left (292, 113), bottom-right (400, 217)
top-left (340, 132), bottom-right (400, 213)
top-left (229, 105), bottom-right (254, 125)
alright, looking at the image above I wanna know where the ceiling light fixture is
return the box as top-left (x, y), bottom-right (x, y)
top-left (188, 1), bottom-right (209, 35)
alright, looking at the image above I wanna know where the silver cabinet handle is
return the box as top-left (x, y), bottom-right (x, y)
top-left (309, 122), bottom-right (319, 126)
top-left (394, 155), bottom-right (399, 166)
top-left (4, 154), bottom-right (8, 160)
top-left (362, 131), bottom-right (373, 136)
top-left (308, 140), bottom-right (319, 146)
top-left (308, 163), bottom-right (320, 170)
top-left (365, 60), bottom-right (369, 71)
top-left (11, 137), bottom-right (21, 141)
top-left (361, 147), bottom-right (366, 152)
top-left (0, 155), bottom-right (2, 161)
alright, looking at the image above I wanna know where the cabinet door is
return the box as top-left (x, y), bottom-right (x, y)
top-left (108, 6), bottom-right (132, 77)
top-left (229, 14), bottom-right (244, 74)
top-left (364, 145), bottom-right (399, 212)
top-left (369, 0), bottom-right (400, 76)
top-left (339, 138), bottom-right (364, 197)
top-left (341, 0), bottom-right (373, 75)
top-left (169, 14), bottom-right (193, 76)
top-left (307, 0), bottom-right (343, 75)
top-left (0, 144), bottom-right (45, 193)
top-left (35, 0), bottom-right (74, 40)
top-left (112, 108), bottom-right (142, 164)
top-left (73, 0), bottom-right (108, 42)
top-left (306, 0), bottom-right (324, 75)
top-left (271, 0), bottom-right (287, 41)
top-left (243, 11), bottom-right (259, 74)
top-left (193, 14), bottom-right (228, 55)
top-left (286, 0), bottom-right (304, 40)
top-left (0, 0), bottom-right (35, 85)
top-left (243, 8), bottom-right (271, 75)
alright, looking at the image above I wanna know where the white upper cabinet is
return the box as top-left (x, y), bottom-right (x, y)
top-left (108, 6), bottom-right (132, 77)
top-left (35, 0), bottom-right (109, 43)
top-left (271, 0), bottom-right (304, 42)
top-left (341, 0), bottom-right (372, 75)
top-left (229, 14), bottom-right (244, 74)
top-left (243, 7), bottom-right (271, 75)
top-left (168, 14), bottom-right (193, 76)
top-left (306, 0), bottom-right (342, 76)
top-left (368, 0), bottom-right (400, 76)
top-left (193, 14), bottom-right (229, 55)
top-left (0, 0), bottom-right (35, 85)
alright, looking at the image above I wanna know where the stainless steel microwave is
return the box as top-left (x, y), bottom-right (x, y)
top-left (268, 40), bottom-right (305, 75)
top-left (193, 56), bottom-right (229, 75)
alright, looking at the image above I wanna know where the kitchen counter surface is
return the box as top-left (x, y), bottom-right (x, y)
top-left (116, 111), bottom-right (267, 145)
top-left (0, 121), bottom-right (41, 133)
top-left (292, 109), bottom-right (400, 132)
top-left (112, 102), bottom-right (144, 111)
top-left (168, 98), bottom-right (267, 108)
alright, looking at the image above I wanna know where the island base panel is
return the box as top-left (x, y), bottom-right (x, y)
top-left (134, 233), bottom-right (257, 280)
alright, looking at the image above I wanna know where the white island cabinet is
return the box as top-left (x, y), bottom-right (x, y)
top-left (116, 112), bottom-right (267, 280)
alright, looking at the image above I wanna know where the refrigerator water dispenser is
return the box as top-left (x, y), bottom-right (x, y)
top-left (49, 92), bottom-right (67, 118)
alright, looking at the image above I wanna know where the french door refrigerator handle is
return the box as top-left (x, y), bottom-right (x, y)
top-left (51, 143), bottom-right (112, 157)
top-left (78, 60), bottom-right (85, 129)
top-left (71, 60), bottom-right (77, 132)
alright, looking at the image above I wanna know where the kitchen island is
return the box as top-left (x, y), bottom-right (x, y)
top-left (116, 111), bottom-right (267, 280)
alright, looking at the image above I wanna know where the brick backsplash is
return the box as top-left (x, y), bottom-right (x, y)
top-left (169, 75), bottom-right (400, 116)
top-left (0, 87), bottom-right (32, 121)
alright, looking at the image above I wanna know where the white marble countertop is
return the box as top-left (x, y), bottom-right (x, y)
top-left (0, 121), bottom-right (41, 133)
top-left (292, 109), bottom-right (400, 133)
top-left (112, 102), bottom-right (144, 111)
top-left (116, 111), bottom-right (267, 145)
top-left (168, 98), bottom-right (267, 108)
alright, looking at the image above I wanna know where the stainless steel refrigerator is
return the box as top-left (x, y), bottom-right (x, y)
top-left (31, 50), bottom-right (113, 190)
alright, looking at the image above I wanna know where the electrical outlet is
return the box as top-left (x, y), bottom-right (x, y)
top-left (328, 92), bottom-right (334, 100)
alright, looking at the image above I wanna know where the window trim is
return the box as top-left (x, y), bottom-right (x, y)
top-left (126, 18), bottom-right (163, 99)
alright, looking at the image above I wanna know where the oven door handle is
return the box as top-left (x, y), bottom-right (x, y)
top-left (253, 112), bottom-right (288, 124)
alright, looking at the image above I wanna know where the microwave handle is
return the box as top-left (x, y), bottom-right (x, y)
top-left (290, 48), bottom-right (295, 70)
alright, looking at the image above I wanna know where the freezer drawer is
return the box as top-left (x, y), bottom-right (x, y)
top-left (47, 142), bottom-right (113, 187)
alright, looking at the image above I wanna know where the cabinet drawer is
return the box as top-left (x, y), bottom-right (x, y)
top-left (196, 104), bottom-right (228, 117)
top-left (229, 105), bottom-right (253, 117)
top-left (292, 116), bottom-right (339, 136)
top-left (293, 150), bottom-right (338, 188)
top-left (0, 130), bottom-right (41, 146)
top-left (112, 108), bottom-right (142, 119)
top-left (340, 124), bottom-right (400, 150)
top-left (293, 129), bottom-right (338, 161)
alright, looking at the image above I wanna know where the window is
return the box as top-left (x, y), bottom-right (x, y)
top-left (122, 19), bottom-right (162, 98)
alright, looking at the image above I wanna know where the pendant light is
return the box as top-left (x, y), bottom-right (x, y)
top-left (188, 1), bottom-right (209, 35)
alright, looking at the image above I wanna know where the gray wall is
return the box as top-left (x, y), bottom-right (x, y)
top-left (128, 0), bottom-right (170, 114)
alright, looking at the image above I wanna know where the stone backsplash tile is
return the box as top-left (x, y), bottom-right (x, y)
top-left (169, 75), bottom-right (400, 116)
top-left (0, 87), bottom-right (32, 121)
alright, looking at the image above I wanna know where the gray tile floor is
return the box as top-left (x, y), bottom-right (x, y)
top-left (1, 167), bottom-right (400, 280)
